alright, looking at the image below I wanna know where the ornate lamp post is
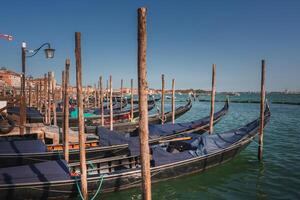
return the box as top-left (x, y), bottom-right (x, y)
top-left (20, 42), bottom-right (55, 135)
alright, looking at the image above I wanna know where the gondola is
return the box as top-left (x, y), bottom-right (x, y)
top-left (82, 98), bottom-right (193, 133)
top-left (106, 96), bottom-right (161, 104)
top-left (0, 99), bottom-right (228, 167)
top-left (0, 103), bottom-right (270, 200)
top-left (58, 100), bottom-right (156, 127)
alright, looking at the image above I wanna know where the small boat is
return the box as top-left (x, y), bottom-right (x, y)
top-left (0, 99), bottom-right (228, 167)
top-left (0, 103), bottom-right (270, 199)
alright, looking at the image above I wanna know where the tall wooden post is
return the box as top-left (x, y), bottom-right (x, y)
top-left (64, 59), bottom-right (70, 163)
top-left (109, 75), bottom-right (113, 130)
top-left (171, 79), bottom-right (175, 124)
top-left (35, 83), bottom-right (39, 109)
top-left (138, 7), bottom-right (152, 200)
top-left (20, 43), bottom-right (27, 135)
top-left (106, 80), bottom-right (109, 109)
top-left (47, 72), bottom-right (51, 125)
top-left (161, 74), bottom-right (165, 124)
top-left (39, 80), bottom-right (42, 111)
top-left (44, 74), bottom-right (48, 124)
top-left (100, 76), bottom-right (104, 126)
top-left (130, 78), bottom-right (134, 121)
top-left (120, 79), bottom-right (123, 111)
top-left (94, 84), bottom-right (97, 108)
top-left (209, 64), bottom-right (216, 134)
top-left (75, 32), bottom-right (88, 200)
top-left (62, 70), bottom-right (65, 138)
top-left (28, 83), bottom-right (32, 107)
top-left (51, 72), bottom-right (57, 126)
top-left (258, 60), bottom-right (266, 161)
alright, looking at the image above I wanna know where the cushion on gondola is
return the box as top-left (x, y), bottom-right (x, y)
top-left (0, 160), bottom-right (71, 185)
top-left (0, 140), bottom-right (46, 154)
top-left (151, 146), bottom-right (194, 166)
top-left (97, 126), bottom-right (140, 155)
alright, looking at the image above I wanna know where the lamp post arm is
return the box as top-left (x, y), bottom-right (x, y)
top-left (26, 43), bottom-right (51, 57)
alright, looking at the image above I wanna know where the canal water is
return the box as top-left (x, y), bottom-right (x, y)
top-left (100, 93), bottom-right (300, 200)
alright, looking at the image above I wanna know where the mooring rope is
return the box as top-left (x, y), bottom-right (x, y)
top-left (74, 160), bottom-right (105, 200)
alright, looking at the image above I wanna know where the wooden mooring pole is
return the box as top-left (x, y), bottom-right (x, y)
top-left (109, 75), bottom-right (113, 130)
top-left (258, 60), bottom-right (266, 161)
top-left (94, 84), bottom-right (97, 108)
top-left (106, 80), bottom-right (109, 109)
top-left (28, 83), bottom-right (32, 107)
top-left (75, 32), bottom-right (88, 199)
top-left (47, 72), bottom-right (51, 125)
top-left (100, 76), bottom-right (104, 126)
top-left (64, 59), bottom-right (70, 163)
top-left (161, 74), bottom-right (165, 124)
top-left (20, 42), bottom-right (27, 135)
top-left (51, 72), bottom-right (57, 126)
top-left (35, 82), bottom-right (39, 109)
top-left (171, 78), bottom-right (175, 124)
top-left (62, 70), bottom-right (65, 137)
top-left (130, 78), bottom-right (134, 121)
top-left (38, 80), bottom-right (42, 111)
top-left (138, 7), bottom-right (152, 200)
top-left (44, 73), bottom-right (48, 124)
top-left (120, 79), bottom-right (123, 111)
top-left (209, 64), bottom-right (216, 134)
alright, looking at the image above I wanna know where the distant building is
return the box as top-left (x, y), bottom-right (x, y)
top-left (0, 68), bottom-right (21, 88)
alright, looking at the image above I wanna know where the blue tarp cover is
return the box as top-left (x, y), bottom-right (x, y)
top-left (148, 102), bottom-right (227, 138)
top-left (151, 114), bottom-right (267, 166)
top-left (0, 140), bottom-right (46, 154)
top-left (7, 107), bottom-right (43, 119)
top-left (0, 160), bottom-right (71, 185)
top-left (97, 127), bottom-right (140, 155)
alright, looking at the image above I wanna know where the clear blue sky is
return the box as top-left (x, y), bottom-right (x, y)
top-left (0, 0), bottom-right (299, 91)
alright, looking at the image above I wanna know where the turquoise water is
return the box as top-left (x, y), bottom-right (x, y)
top-left (98, 94), bottom-right (300, 200)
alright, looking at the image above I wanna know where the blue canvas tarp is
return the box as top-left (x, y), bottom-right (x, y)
top-left (0, 160), bottom-right (71, 185)
top-left (0, 140), bottom-right (46, 154)
top-left (7, 107), bottom-right (43, 121)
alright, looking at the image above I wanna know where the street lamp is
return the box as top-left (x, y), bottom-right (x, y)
top-left (20, 42), bottom-right (55, 135)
